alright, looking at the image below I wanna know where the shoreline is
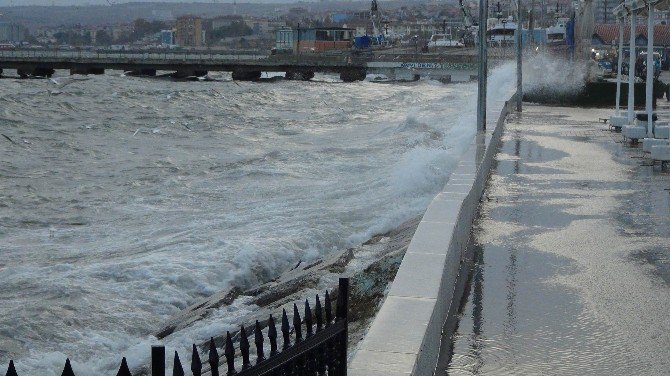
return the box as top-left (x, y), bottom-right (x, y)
top-left (135, 216), bottom-right (421, 374)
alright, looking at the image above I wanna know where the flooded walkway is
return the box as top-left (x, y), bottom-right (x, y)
top-left (438, 104), bottom-right (670, 375)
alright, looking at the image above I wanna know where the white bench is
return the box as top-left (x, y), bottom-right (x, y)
top-left (650, 144), bottom-right (670, 162)
top-left (608, 114), bottom-right (629, 130)
top-left (642, 138), bottom-right (669, 152)
top-left (623, 125), bottom-right (648, 141)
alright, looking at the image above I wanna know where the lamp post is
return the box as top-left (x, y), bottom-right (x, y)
top-left (645, 3), bottom-right (654, 137)
top-left (627, 14), bottom-right (636, 125)
top-left (615, 16), bottom-right (625, 116)
top-left (516, 0), bottom-right (522, 112)
top-left (477, 0), bottom-right (489, 132)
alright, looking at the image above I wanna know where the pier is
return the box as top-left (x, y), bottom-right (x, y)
top-left (0, 49), bottom-right (481, 82)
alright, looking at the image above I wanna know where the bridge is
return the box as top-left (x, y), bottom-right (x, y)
top-left (0, 49), bottom-right (485, 82)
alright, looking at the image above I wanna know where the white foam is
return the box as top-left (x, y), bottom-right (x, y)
top-left (1, 65), bottom-right (520, 374)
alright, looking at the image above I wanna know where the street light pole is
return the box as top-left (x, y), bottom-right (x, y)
top-left (645, 3), bottom-right (654, 137)
top-left (627, 14), bottom-right (636, 125)
top-left (477, 0), bottom-right (489, 132)
top-left (516, 0), bottom-right (522, 112)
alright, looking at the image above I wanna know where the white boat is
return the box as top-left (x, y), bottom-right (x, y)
top-left (546, 18), bottom-right (569, 45)
top-left (486, 17), bottom-right (517, 47)
top-left (427, 33), bottom-right (465, 48)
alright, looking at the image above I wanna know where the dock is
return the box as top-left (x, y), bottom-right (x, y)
top-left (0, 49), bottom-right (486, 82)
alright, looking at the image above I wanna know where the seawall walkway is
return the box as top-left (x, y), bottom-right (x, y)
top-left (439, 104), bottom-right (670, 375)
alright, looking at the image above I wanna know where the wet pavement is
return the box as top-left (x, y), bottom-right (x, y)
top-left (438, 104), bottom-right (670, 375)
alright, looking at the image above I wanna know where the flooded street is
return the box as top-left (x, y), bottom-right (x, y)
top-left (440, 105), bottom-right (670, 375)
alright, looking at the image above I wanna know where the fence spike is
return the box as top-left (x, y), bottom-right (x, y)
top-left (191, 344), bottom-right (202, 376)
top-left (224, 331), bottom-right (236, 375)
top-left (304, 299), bottom-right (313, 337)
top-left (324, 290), bottom-right (333, 326)
top-left (172, 351), bottom-right (184, 376)
top-left (267, 314), bottom-right (278, 356)
top-left (315, 294), bottom-right (323, 331)
top-left (281, 308), bottom-right (291, 350)
top-left (240, 326), bottom-right (251, 369)
top-left (5, 360), bottom-right (18, 376)
top-left (61, 358), bottom-right (75, 376)
top-left (209, 337), bottom-right (220, 376)
top-left (336, 278), bottom-right (349, 321)
top-left (254, 320), bottom-right (265, 363)
top-left (116, 357), bottom-right (132, 376)
top-left (293, 303), bottom-right (303, 343)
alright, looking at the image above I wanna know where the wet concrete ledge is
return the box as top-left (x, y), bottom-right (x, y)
top-left (349, 94), bottom-right (517, 376)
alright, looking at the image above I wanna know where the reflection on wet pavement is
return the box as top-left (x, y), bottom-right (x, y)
top-left (438, 105), bottom-right (670, 375)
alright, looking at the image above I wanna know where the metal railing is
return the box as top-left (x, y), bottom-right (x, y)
top-left (3, 278), bottom-right (349, 376)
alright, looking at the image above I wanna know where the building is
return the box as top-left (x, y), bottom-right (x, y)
top-left (0, 22), bottom-right (28, 43)
top-left (160, 29), bottom-right (175, 46)
top-left (592, 23), bottom-right (670, 47)
top-left (276, 27), bottom-right (354, 53)
top-left (594, 0), bottom-right (616, 24)
top-left (176, 16), bottom-right (203, 47)
top-left (211, 15), bottom-right (244, 30)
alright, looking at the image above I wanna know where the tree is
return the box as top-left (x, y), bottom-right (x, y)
top-left (128, 18), bottom-right (167, 42)
top-left (96, 30), bottom-right (113, 46)
top-left (208, 20), bottom-right (253, 43)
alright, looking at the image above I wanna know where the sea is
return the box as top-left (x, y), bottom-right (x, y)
top-left (0, 66), bottom-right (514, 374)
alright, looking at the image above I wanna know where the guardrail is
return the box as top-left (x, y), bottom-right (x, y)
top-left (3, 278), bottom-right (349, 376)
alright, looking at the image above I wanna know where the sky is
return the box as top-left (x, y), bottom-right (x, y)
top-left (0, 0), bottom-right (260, 6)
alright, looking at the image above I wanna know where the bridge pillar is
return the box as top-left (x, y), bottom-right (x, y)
top-left (232, 70), bottom-right (261, 81)
top-left (339, 69), bottom-right (366, 83)
top-left (0, 68), bottom-right (3, 77)
top-left (285, 71), bottom-right (314, 81)
top-left (70, 67), bottom-right (105, 75)
top-left (173, 69), bottom-right (208, 79)
top-left (128, 69), bottom-right (157, 77)
top-left (33, 67), bottom-right (55, 78)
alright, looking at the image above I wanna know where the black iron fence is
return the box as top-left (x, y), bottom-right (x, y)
top-left (3, 278), bottom-right (349, 376)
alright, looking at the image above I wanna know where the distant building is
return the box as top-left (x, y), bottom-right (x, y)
top-left (176, 16), bottom-right (203, 47)
top-left (276, 27), bottom-right (353, 53)
top-left (211, 15), bottom-right (244, 30)
top-left (161, 29), bottom-right (175, 45)
top-left (0, 22), bottom-right (28, 43)
top-left (594, 0), bottom-right (616, 24)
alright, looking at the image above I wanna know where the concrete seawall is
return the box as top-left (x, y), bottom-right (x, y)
top-left (349, 93), bottom-right (517, 376)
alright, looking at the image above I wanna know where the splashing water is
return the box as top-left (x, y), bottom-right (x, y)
top-left (0, 66), bottom-right (516, 374)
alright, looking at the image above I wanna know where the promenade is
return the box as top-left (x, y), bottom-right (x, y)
top-left (438, 104), bottom-right (670, 375)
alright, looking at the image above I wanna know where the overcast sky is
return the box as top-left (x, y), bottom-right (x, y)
top-left (0, 0), bottom-right (271, 6)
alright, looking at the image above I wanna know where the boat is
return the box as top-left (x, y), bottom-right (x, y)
top-left (546, 17), bottom-right (569, 45)
top-left (486, 17), bottom-right (517, 47)
top-left (427, 33), bottom-right (465, 48)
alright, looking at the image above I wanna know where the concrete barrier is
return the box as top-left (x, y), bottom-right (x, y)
top-left (349, 93), bottom-right (516, 376)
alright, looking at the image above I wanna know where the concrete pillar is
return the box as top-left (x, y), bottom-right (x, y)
top-left (232, 70), bottom-right (261, 81)
top-left (339, 69), bottom-right (366, 82)
top-left (285, 71), bottom-right (314, 81)
top-left (70, 67), bottom-right (105, 75)
top-left (32, 67), bottom-right (55, 78)
top-left (628, 14), bottom-right (636, 124)
top-left (173, 70), bottom-right (207, 79)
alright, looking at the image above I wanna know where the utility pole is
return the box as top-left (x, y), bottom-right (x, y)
top-left (516, 0), bottom-right (522, 112)
top-left (477, 0), bottom-right (489, 132)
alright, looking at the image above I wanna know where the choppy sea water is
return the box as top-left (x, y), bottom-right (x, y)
top-left (0, 68), bottom-right (516, 374)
